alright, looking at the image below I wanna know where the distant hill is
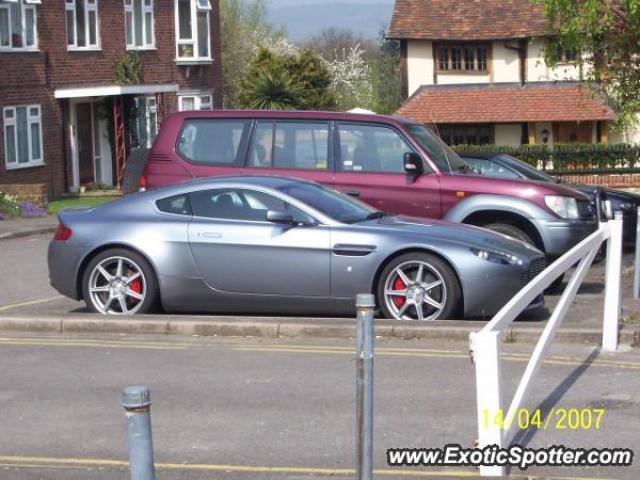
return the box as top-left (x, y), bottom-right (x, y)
top-left (264, 0), bottom-right (395, 41)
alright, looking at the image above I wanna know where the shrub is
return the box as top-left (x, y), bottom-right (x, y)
top-left (0, 192), bottom-right (20, 219)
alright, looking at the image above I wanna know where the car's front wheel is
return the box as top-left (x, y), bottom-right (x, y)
top-left (82, 248), bottom-right (159, 315)
top-left (377, 253), bottom-right (462, 321)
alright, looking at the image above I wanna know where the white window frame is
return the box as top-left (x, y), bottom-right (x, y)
top-left (65, 0), bottom-right (100, 50)
top-left (178, 93), bottom-right (213, 111)
top-left (174, 0), bottom-right (211, 62)
top-left (3, 104), bottom-right (44, 170)
top-left (125, 0), bottom-right (155, 50)
top-left (0, 0), bottom-right (39, 51)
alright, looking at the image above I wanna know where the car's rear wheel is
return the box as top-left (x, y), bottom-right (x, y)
top-left (377, 253), bottom-right (462, 321)
top-left (82, 248), bottom-right (159, 315)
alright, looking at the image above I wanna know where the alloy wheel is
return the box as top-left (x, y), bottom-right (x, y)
top-left (383, 260), bottom-right (447, 321)
top-left (88, 256), bottom-right (146, 315)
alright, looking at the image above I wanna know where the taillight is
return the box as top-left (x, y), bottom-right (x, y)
top-left (138, 174), bottom-right (147, 192)
top-left (53, 224), bottom-right (73, 241)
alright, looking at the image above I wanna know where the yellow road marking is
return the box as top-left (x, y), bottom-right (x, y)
top-left (0, 455), bottom-right (619, 480)
top-left (0, 295), bottom-right (64, 312)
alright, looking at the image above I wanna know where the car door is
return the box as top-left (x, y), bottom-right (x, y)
top-left (187, 187), bottom-right (331, 296)
top-left (242, 120), bottom-right (334, 186)
top-left (332, 122), bottom-right (442, 219)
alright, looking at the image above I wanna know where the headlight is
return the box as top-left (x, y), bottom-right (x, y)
top-left (545, 195), bottom-right (579, 219)
top-left (470, 248), bottom-right (524, 266)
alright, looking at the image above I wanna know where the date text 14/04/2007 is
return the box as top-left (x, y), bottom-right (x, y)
top-left (482, 407), bottom-right (605, 431)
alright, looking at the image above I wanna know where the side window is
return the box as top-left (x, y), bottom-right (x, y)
top-left (177, 119), bottom-right (249, 165)
top-left (248, 121), bottom-right (329, 170)
top-left (338, 124), bottom-right (415, 173)
top-left (467, 157), bottom-right (519, 179)
top-left (190, 188), bottom-right (315, 223)
top-left (462, 157), bottom-right (485, 175)
top-left (156, 194), bottom-right (192, 215)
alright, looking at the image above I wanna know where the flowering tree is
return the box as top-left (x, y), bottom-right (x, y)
top-left (324, 45), bottom-right (373, 111)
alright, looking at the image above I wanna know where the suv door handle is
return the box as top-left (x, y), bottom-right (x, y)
top-left (345, 190), bottom-right (361, 197)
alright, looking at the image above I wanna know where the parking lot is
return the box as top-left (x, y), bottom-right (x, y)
top-left (0, 232), bottom-right (639, 479)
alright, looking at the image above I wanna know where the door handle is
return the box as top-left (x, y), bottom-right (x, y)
top-left (200, 232), bottom-right (222, 239)
top-left (345, 190), bottom-right (361, 197)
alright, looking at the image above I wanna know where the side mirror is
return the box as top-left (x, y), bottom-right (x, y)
top-left (404, 152), bottom-right (423, 175)
top-left (266, 209), bottom-right (294, 224)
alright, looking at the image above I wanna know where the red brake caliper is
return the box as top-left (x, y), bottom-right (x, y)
top-left (130, 279), bottom-right (142, 303)
top-left (393, 276), bottom-right (406, 308)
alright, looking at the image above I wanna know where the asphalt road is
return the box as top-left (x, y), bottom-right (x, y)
top-left (0, 333), bottom-right (638, 480)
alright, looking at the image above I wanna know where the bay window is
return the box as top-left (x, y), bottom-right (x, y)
top-left (66, 0), bottom-right (99, 49)
top-left (0, 0), bottom-right (39, 50)
top-left (3, 105), bottom-right (44, 170)
top-left (125, 0), bottom-right (154, 49)
top-left (175, 0), bottom-right (210, 61)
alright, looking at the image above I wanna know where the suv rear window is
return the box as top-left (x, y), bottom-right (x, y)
top-left (177, 119), bottom-right (250, 165)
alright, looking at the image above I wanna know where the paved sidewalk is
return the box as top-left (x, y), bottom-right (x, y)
top-left (0, 215), bottom-right (57, 239)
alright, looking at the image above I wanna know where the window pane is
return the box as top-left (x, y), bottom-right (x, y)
top-left (66, 9), bottom-right (75, 45)
top-left (88, 10), bottom-right (97, 46)
top-left (180, 96), bottom-right (195, 111)
top-left (0, 9), bottom-right (9, 47)
top-left (477, 47), bottom-right (488, 71)
top-left (157, 194), bottom-right (192, 215)
top-left (197, 11), bottom-right (208, 57)
top-left (451, 46), bottom-right (462, 70)
top-left (178, 0), bottom-right (191, 39)
top-left (76, 0), bottom-right (86, 47)
top-left (178, 43), bottom-right (193, 58)
top-left (9, 2), bottom-right (21, 48)
top-left (464, 47), bottom-right (474, 70)
top-left (191, 189), bottom-right (289, 222)
top-left (248, 122), bottom-right (273, 168)
top-left (24, 8), bottom-right (35, 46)
top-left (134, 0), bottom-right (143, 46)
top-left (16, 107), bottom-right (29, 163)
top-left (177, 119), bottom-right (249, 165)
top-left (273, 123), bottom-right (329, 170)
top-left (144, 11), bottom-right (152, 45)
top-left (31, 122), bottom-right (41, 161)
top-left (125, 11), bottom-right (133, 45)
top-left (438, 46), bottom-right (448, 70)
top-left (338, 124), bottom-right (412, 173)
top-left (5, 125), bottom-right (16, 164)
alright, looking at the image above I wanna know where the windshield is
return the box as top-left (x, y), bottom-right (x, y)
top-left (497, 154), bottom-right (555, 182)
top-left (276, 182), bottom-right (378, 224)
top-left (404, 123), bottom-right (469, 173)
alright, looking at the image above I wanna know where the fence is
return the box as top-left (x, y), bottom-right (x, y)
top-left (469, 214), bottom-right (623, 477)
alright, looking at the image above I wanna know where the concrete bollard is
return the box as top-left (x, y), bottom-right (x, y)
top-left (356, 293), bottom-right (375, 480)
top-left (121, 386), bottom-right (156, 480)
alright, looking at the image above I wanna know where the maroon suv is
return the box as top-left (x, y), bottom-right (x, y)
top-left (141, 110), bottom-right (596, 265)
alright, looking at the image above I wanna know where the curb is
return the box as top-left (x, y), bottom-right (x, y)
top-left (0, 226), bottom-right (56, 240)
top-left (0, 314), bottom-right (637, 347)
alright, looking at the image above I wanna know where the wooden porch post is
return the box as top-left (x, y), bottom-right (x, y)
top-left (599, 121), bottom-right (609, 144)
top-left (528, 122), bottom-right (536, 144)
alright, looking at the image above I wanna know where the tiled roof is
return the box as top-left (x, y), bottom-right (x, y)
top-left (388, 0), bottom-right (548, 40)
top-left (396, 83), bottom-right (617, 124)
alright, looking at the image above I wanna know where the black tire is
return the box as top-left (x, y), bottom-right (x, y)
top-left (482, 222), bottom-right (534, 245)
top-left (377, 252), bottom-right (462, 320)
top-left (82, 248), bottom-right (159, 315)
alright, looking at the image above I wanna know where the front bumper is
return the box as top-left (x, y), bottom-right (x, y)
top-left (534, 218), bottom-right (597, 259)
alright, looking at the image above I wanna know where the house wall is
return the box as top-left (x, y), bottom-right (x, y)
top-left (491, 43), bottom-right (520, 83)
top-left (495, 124), bottom-right (522, 146)
top-left (407, 40), bottom-right (434, 96)
top-left (526, 37), bottom-right (582, 82)
top-left (0, 0), bottom-right (223, 197)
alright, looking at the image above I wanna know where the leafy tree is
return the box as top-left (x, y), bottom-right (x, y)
top-left (219, 0), bottom-right (280, 108)
top-left (368, 27), bottom-right (402, 114)
top-left (238, 47), bottom-right (335, 110)
top-left (536, 0), bottom-right (640, 124)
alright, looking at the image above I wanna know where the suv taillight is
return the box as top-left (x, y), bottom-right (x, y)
top-left (53, 224), bottom-right (72, 241)
top-left (138, 174), bottom-right (147, 192)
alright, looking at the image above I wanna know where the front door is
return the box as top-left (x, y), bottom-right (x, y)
top-left (187, 187), bottom-right (331, 296)
top-left (332, 122), bottom-right (442, 219)
top-left (75, 102), bottom-right (95, 185)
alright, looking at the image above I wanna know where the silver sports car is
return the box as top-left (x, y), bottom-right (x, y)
top-left (48, 176), bottom-right (545, 320)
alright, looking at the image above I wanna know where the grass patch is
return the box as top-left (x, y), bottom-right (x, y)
top-left (47, 196), bottom-right (120, 215)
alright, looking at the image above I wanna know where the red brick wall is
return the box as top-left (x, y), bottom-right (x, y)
top-left (559, 174), bottom-right (640, 189)
top-left (0, 0), bottom-right (222, 197)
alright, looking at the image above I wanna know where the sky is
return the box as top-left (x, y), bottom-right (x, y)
top-left (262, 0), bottom-right (396, 41)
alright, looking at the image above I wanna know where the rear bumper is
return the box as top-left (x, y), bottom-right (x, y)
top-left (48, 241), bottom-right (84, 300)
top-left (534, 219), bottom-right (597, 259)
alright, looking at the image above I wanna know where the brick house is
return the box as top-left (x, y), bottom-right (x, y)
top-left (387, 0), bottom-right (634, 148)
top-left (0, 0), bottom-right (223, 199)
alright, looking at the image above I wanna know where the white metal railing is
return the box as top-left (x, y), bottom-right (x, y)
top-left (469, 214), bottom-right (623, 477)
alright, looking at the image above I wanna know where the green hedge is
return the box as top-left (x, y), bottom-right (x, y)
top-left (452, 143), bottom-right (640, 174)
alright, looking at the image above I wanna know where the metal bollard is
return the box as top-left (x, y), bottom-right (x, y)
top-left (356, 294), bottom-right (375, 480)
top-left (635, 207), bottom-right (640, 300)
top-left (121, 386), bottom-right (156, 480)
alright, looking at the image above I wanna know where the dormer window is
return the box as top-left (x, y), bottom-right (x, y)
top-left (437, 43), bottom-right (489, 73)
top-left (0, 0), bottom-right (39, 50)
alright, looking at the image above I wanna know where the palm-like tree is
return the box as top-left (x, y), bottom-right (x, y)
top-left (240, 68), bottom-right (303, 110)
